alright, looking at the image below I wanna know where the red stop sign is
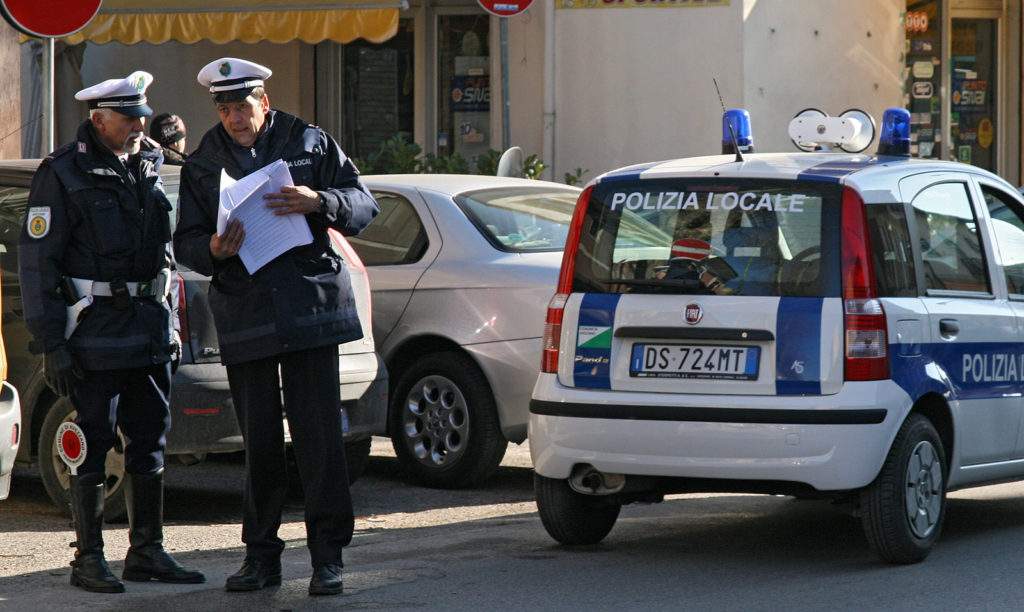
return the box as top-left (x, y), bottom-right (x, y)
top-left (0, 0), bottom-right (102, 38)
top-left (477, 0), bottom-right (534, 17)
top-left (60, 429), bottom-right (82, 461)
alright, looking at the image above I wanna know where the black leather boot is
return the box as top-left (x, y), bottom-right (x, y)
top-left (308, 563), bottom-right (344, 596)
top-left (225, 557), bottom-right (282, 592)
top-left (69, 473), bottom-right (124, 593)
top-left (121, 470), bottom-right (205, 583)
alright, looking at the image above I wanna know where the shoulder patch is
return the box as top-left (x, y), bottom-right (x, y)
top-left (27, 206), bottom-right (51, 239)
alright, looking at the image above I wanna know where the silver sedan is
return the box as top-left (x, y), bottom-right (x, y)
top-left (352, 175), bottom-right (580, 488)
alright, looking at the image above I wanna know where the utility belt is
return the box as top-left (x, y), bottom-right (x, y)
top-left (62, 268), bottom-right (172, 340)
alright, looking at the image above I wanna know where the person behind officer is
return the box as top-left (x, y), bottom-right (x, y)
top-left (140, 113), bottom-right (188, 166)
top-left (173, 58), bottom-right (379, 596)
top-left (19, 71), bottom-right (204, 593)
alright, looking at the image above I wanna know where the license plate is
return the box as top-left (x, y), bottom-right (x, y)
top-left (629, 343), bottom-right (760, 380)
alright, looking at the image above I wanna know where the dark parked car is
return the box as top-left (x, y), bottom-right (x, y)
top-left (0, 160), bottom-right (387, 518)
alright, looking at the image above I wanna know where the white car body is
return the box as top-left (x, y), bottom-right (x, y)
top-left (532, 152), bottom-right (1024, 493)
top-left (0, 381), bottom-right (19, 500)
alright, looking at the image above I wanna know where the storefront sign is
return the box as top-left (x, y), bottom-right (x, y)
top-left (478, 1), bottom-right (534, 17)
top-left (451, 75), bottom-right (490, 112)
top-left (911, 39), bottom-right (933, 53)
top-left (952, 79), bottom-right (987, 108)
top-left (978, 118), bottom-right (994, 149)
top-left (558, 0), bottom-right (729, 8)
top-left (911, 61), bottom-right (934, 79)
top-left (905, 11), bottom-right (929, 34)
top-left (912, 81), bottom-right (933, 99)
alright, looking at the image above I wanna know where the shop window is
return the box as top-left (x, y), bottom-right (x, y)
top-left (950, 19), bottom-right (998, 172)
top-left (437, 14), bottom-right (491, 164)
top-left (903, 0), bottom-right (943, 160)
top-left (315, 21), bottom-right (415, 164)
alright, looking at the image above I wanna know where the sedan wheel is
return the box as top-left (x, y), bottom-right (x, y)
top-left (390, 351), bottom-right (507, 488)
top-left (402, 375), bottom-right (470, 468)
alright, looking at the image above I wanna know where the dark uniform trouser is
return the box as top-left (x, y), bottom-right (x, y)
top-left (71, 363), bottom-right (172, 476)
top-left (227, 344), bottom-right (353, 568)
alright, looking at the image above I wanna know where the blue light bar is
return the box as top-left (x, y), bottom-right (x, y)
top-left (877, 107), bottom-right (911, 156)
top-left (722, 108), bottom-right (754, 155)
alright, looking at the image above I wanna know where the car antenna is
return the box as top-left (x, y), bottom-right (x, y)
top-left (713, 78), bottom-right (744, 164)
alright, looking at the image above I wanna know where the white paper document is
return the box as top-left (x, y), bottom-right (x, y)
top-left (218, 159), bottom-right (313, 274)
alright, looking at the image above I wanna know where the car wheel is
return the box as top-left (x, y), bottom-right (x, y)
top-left (860, 413), bottom-right (946, 564)
top-left (389, 351), bottom-right (507, 488)
top-left (345, 436), bottom-right (372, 484)
top-left (534, 473), bottom-right (621, 545)
top-left (38, 397), bottom-right (128, 522)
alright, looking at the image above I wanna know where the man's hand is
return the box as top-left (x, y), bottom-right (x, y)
top-left (210, 219), bottom-right (244, 260)
top-left (44, 347), bottom-right (83, 397)
top-left (264, 185), bottom-right (322, 216)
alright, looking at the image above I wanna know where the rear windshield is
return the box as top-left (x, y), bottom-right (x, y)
top-left (572, 179), bottom-right (841, 297)
top-left (455, 186), bottom-right (580, 252)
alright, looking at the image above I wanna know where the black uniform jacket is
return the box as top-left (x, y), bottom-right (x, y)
top-left (173, 110), bottom-right (379, 365)
top-left (19, 120), bottom-right (176, 370)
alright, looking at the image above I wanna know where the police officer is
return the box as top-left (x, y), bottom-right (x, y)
top-left (19, 72), bottom-right (205, 593)
top-left (173, 58), bottom-right (378, 596)
top-left (140, 113), bottom-right (188, 167)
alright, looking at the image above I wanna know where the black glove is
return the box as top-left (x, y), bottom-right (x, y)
top-left (44, 347), bottom-right (84, 397)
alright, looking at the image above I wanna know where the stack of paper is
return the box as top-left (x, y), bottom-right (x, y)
top-left (218, 159), bottom-right (314, 274)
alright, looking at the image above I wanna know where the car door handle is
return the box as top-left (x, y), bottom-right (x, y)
top-left (939, 319), bottom-right (959, 339)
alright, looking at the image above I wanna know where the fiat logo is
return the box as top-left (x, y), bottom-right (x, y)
top-left (685, 303), bottom-right (703, 325)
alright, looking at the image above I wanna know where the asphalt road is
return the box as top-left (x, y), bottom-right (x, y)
top-left (3, 439), bottom-right (1024, 611)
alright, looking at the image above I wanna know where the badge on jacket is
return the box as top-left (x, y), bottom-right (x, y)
top-left (27, 207), bottom-right (51, 239)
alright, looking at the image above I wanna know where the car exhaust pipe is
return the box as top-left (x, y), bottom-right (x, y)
top-left (569, 464), bottom-right (625, 496)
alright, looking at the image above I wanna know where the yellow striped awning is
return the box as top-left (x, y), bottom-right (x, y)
top-left (61, 0), bottom-right (404, 45)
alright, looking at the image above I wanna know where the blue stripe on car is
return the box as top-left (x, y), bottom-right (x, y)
top-left (890, 342), bottom-right (1024, 401)
top-left (574, 293), bottom-right (621, 389)
top-left (599, 162), bottom-right (660, 183)
top-left (796, 157), bottom-right (891, 183)
top-left (775, 297), bottom-right (823, 395)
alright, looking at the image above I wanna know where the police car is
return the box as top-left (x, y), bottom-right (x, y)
top-left (530, 107), bottom-right (1024, 563)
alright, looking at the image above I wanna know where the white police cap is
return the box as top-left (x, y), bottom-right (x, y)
top-left (74, 71), bottom-right (154, 118)
top-left (197, 58), bottom-right (272, 102)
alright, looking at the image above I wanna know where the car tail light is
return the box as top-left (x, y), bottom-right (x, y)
top-left (541, 293), bottom-right (569, 373)
top-left (176, 275), bottom-right (189, 343)
top-left (541, 186), bottom-right (593, 373)
top-left (10, 423), bottom-right (18, 447)
top-left (841, 186), bottom-right (888, 381)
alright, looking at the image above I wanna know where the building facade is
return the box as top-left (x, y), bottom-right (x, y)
top-left (13, 0), bottom-right (1024, 186)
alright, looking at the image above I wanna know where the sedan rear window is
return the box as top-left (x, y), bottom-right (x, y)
top-left (572, 179), bottom-right (841, 297)
top-left (455, 186), bottom-right (580, 252)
